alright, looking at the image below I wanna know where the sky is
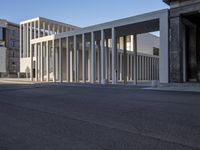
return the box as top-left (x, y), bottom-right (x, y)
top-left (0, 0), bottom-right (168, 27)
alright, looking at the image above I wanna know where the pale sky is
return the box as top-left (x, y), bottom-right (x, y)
top-left (0, 0), bottom-right (168, 27)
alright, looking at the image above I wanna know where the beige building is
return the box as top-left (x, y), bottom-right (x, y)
top-left (0, 19), bottom-right (19, 77)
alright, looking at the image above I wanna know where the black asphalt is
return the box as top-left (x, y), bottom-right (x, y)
top-left (0, 83), bottom-right (199, 150)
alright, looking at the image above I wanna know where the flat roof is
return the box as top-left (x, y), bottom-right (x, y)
top-left (20, 17), bottom-right (80, 29)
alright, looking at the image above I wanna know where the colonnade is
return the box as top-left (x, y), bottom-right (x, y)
top-left (30, 28), bottom-right (159, 84)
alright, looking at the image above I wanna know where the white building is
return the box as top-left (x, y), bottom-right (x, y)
top-left (20, 9), bottom-right (169, 84)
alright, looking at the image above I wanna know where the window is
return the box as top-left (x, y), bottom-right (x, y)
top-left (0, 27), bottom-right (5, 47)
top-left (153, 47), bottom-right (159, 56)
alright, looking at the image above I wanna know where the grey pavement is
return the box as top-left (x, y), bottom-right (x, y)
top-left (0, 83), bottom-right (200, 150)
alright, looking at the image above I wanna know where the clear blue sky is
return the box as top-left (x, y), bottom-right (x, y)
top-left (0, 0), bottom-right (168, 27)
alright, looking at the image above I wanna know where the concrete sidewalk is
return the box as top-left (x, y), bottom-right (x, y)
top-left (144, 83), bottom-right (200, 92)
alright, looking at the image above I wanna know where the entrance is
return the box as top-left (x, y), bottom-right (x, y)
top-left (182, 13), bottom-right (200, 82)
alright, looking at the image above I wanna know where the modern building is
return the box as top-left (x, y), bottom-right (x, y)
top-left (0, 19), bottom-right (19, 77)
top-left (20, 10), bottom-right (168, 85)
top-left (164, 0), bottom-right (200, 83)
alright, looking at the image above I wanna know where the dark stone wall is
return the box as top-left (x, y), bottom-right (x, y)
top-left (170, 16), bottom-right (183, 82)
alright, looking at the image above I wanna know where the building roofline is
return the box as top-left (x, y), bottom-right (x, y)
top-left (20, 17), bottom-right (80, 29)
top-left (0, 19), bottom-right (19, 27)
top-left (55, 9), bottom-right (168, 38)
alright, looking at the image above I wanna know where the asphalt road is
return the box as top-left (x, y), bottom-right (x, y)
top-left (0, 83), bottom-right (199, 150)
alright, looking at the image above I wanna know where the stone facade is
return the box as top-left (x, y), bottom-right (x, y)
top-left (164, 0), bottom-right (200, 82)
top-left (0, 19), bottom-right (19, 77)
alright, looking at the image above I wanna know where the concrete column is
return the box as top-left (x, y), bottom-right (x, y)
top-left (107, 40), bottom-right (110, 81)
top-left (48, 24), bottom-right (50, 35)
top-left (20, 24), bottom-right (22, 58)
top-left (30, 22), bottom-right (32, 40)
top-left (123, 36), bottom-right (127, 84)
top-left (30, 44), bottom-right (33, 81)
top-left (112, 27), bottom-right (117, 84)
top-left (66, 37), bottom-right (70, 82)
top-left (127, 53), bottom-right (129, 81)
top-left (101, 30), bottom-right (105, 84)
top-left (57, 25), bottom-right (60, 34)
top-left (105, 39), bottom-right (108, 80)
top-left (46, 41), bottom-right (49, 82)
top-left (82, 34), bottom-right (86, 83)
top-left (43, 22), bottom-right (45, 37)
top-left (52, 40), bottom-right (56, 82)
top-left (53, 25), bottom-right (55, 34)
top-left (120, 53), bottom-right (122, 81)
top-left (74, 35), bottom-right (77, 83)
top-left (26, 23), bottom-right (29, 57)
top-left (160, 11), bottom-right (169, 83)
top-left (130, 54), bottom-right (133, 81)
top-left (56, 48), bottom-right (59, 81)
top-left (91, 32), bottom-right (95, 83)
top-left (34, 21), bottom-right (36, 39)
top-left (40, 42), bottom-right (43, 81)
top-left (62, 26), bottom-right (64, 33)
top-left (22, 24), bottom-right (26, 58)
top-left (133, 35), bottom-right (137, 85)
top-left (38, 20), bottom-right (40, 38)
top-left (35, 43), bottom-right (38, 81)
top-left (59, 38), bottom-right (63, 82)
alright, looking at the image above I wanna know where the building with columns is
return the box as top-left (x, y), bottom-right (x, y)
top-left (20, 9), bottom-right (169, 84)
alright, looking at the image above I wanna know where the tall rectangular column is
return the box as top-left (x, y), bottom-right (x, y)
top-left (52, 40), bottom-right (56, 82)
top-left (112, 27), bottom-right (117, 84)
top-left (82, 34), bottom-right (86, 83)
top-left (123, 36), bottom-right (127, 84)
top-left (120, 53), bottom-right (122, 81)
top-left (91, 32), bottom-right (95, 83)
top-left (127, 53), bottom-right (129, 81)
top-left (30, 44), bottom-right (33, 81)
top-left (46, 41), bottom-right (49, 82)
top-left (59, 38), bottom-right (63, 82)
top-left (130, 54), bottom-right (133, 81)
top-left (101, 30), bottom-right (105, 84)
top-left (74, 35), bottom-right (77, 83)
top-left (35, 43), bottom-right (38, 81)
top-left (66, 37), bottom-right (70, 82)
top-left (133, 35), bottom-right (138, 85)
top-left (40, 42), bottom-right (43, 81)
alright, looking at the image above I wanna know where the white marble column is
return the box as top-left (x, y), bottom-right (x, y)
top-left (120, 53), bottom-right (122, 81)
top-left (66, 37), bottom-right (70, 82)
top-left (74, 35), bottom-right (77, 83)
top-left (30, 44), bottom-right (33, 81)
top-left (38, 20), bottom-right (40, 38)
top-left (82, 34), bottom-right (86, 83)
top-left (130, 54), bottom-right (133, 81)
top-left (48, 24), bottom-right (50, 35)
top-left (43, 22), bottom-right (45, 37)
top-left (112, 27), bottom-right (117, 84)
top-left (40, 42), bottom-right (43, 81)
top-left (34, 21), bottom-right (36, 39)
top-left (46, 41), bottom-right (49, 82)
top-left (35, 43), bottom-right (38, 81)
top-left (52, 40), bottom-right (56, 82)
top-left (91, 32), bottom-right (95, 83)
top-left (26, 23), bottom-right (29, 57)
top-left (59, 38), bottom-right (63, 82)
top-left (127, 53), bottom-right (129, 81)
top-left (101, 30), bottom-right (105, 84)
